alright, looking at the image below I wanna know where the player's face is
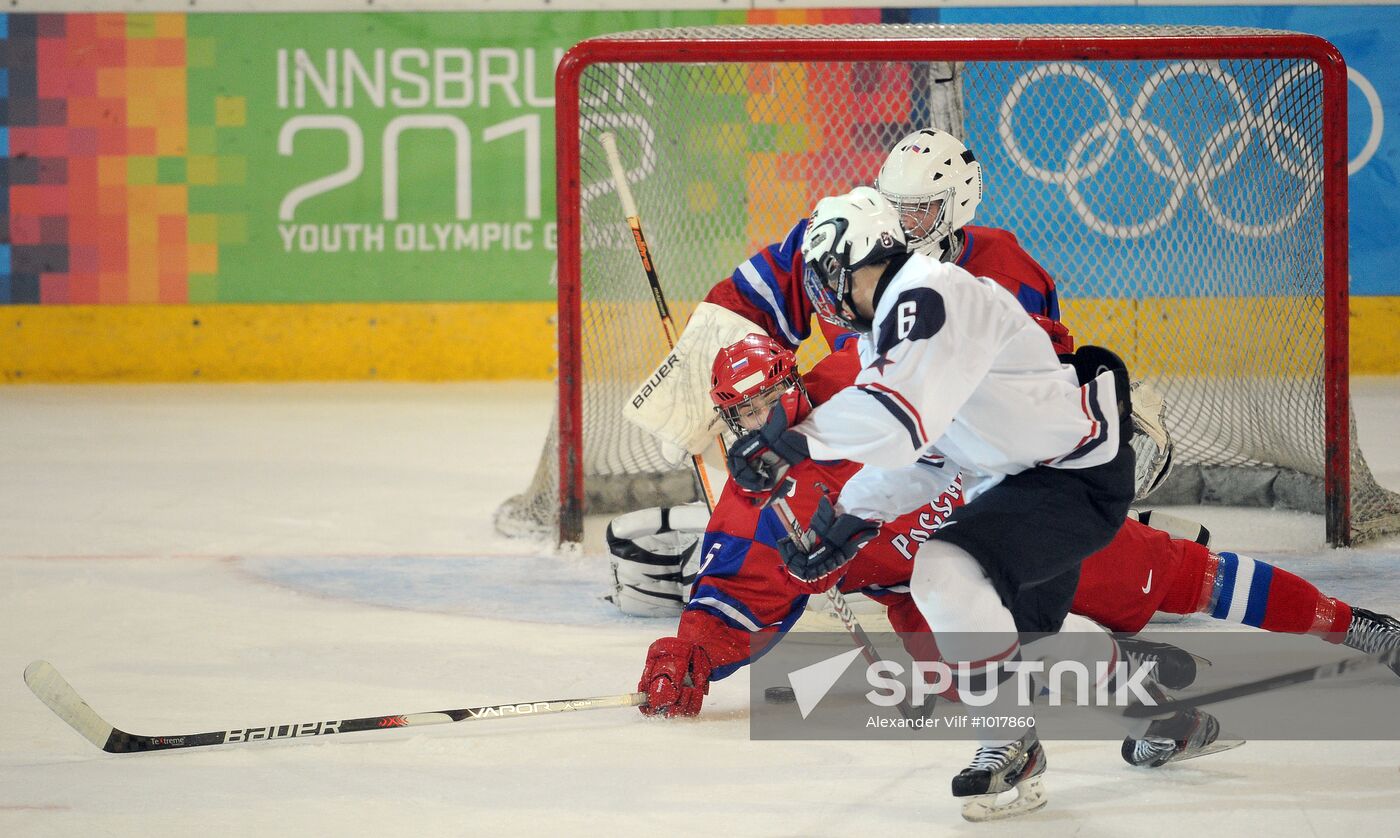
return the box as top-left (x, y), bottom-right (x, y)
top-left (897, 197), bottom-right (945, 244)
top-left (734, 388), bottom-right (784, 431)
top-left (849, 263), bottom-right (884, 322)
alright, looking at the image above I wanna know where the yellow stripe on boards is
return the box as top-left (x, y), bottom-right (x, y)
top-left (2, 297), bottom-right (1397, 383)
top-left (1, 303), bottom-right (557, 382)
top-left (1349, 296), bottom-right (1400, 374)
top-left (1061, 296), bottom-right (1400, 377)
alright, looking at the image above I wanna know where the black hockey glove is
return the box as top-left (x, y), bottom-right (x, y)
top-left (778, 497), bottom-right (879, 589)
top-left (726, 407), bottom-right (811, 496)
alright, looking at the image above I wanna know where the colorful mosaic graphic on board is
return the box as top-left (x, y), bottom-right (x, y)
top-left (0, 14), bottom-right (204, 304)
top-left (737, 10), bottom-right (917, 255)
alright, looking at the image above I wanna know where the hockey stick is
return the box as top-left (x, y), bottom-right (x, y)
top-left (24, 660), bottom-right (644, 754)
top-left (1121, 646), bottom-right (1400, 719)
top-left (599, 130), bottom-right (718, 513)
top-left (770, 495), bottom-right (920, 721)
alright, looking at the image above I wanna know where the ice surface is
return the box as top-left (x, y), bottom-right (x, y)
top-left (2, 379), bottom-right (1398, 836)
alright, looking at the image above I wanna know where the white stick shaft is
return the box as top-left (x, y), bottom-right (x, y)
top-left (599, 132), bottom-right (640, 219)
top-left (770, 495), bottom-right (810, 550)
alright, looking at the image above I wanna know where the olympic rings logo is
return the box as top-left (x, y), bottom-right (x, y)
top-left (997, 61), bottom-right (1323, 239)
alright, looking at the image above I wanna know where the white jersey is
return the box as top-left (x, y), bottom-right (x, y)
top-left (796, 252), bottom-right (1123, 520)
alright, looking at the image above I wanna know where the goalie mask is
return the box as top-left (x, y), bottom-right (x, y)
top-left (800, 186), bottom-right (908, 333)
top-left (710, 334), bottom-right (807, 436)
top-left (876, 129), bottom-right (982, 262)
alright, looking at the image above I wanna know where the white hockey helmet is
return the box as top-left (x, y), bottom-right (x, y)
top-left (876, 128), bottom-right (982, 261)
top-left (800, 186), bottom-right (907, 333)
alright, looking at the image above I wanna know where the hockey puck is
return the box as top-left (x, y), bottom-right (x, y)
top-left (764, 686), bottom-right (797, 704)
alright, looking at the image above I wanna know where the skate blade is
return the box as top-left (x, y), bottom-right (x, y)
top-left (1167, 736), bottom-right (1246, 764)
top-left (959, 776), bottom-right (1048, 823)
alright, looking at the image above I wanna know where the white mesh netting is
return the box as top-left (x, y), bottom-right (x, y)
top-left (495, 24), bottom-right (1400, 546)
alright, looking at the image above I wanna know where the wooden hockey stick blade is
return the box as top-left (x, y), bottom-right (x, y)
top-left (25, 660), bottom-right (116, 751)
top-left (26, 660), bottom-right (645, 754)
top-left (1121, 646), bottom-right (1400, 718)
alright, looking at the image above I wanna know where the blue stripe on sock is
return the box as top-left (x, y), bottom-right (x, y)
top-left (1242, 561), bottom-right (1274, 628)
top-left (1210, 552), bottom-right (1239, 619)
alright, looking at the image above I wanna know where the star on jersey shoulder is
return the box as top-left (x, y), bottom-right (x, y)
top-left (867, 354), bottom-right (895, 374)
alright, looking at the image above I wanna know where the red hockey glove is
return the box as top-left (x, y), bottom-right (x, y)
top-left (1031, 313), bottom-right (1075, 355)
top-left (726, 393), bottom-right (811, 499)
top-left (638, 637), bottom-right (713, 717)
top-left (777, 497), bottom-right (879, 592)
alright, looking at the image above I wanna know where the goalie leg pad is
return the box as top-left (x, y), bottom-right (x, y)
top-left (1128, 380), bottom-right (1175, 501)
top-left (607, 504), bottom-right (709, 618)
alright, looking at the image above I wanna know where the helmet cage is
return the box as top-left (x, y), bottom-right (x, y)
top-left (714, 372), bottom-right (806, 436)
top-left (875, 129), bottom-right (982, 262)
top-left (886, 188), bottom-right (955, 258)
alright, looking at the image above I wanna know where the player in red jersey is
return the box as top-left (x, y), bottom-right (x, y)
top-left (628, 334), bottom-right (952, 717)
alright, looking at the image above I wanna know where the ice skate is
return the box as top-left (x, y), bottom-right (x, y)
top-left (952, 729), bottom-right (1048, 822)
top-left (1117, 635), bottom-right (1206, 690)
top-left (1343, 608), bottom-right (1400, 678)
top-left (1121, 707), bottom-right (1243, 767)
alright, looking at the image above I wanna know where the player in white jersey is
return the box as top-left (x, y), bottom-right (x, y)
top-left (727, 187), bottom-right (1147, 821)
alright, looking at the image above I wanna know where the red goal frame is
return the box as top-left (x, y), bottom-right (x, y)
top-left (552, 28), bottom-right (1350, 546)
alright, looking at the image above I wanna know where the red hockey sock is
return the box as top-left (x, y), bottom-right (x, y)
top-left (1159, 543), bottom-right (1353, 639)
top-left (1249, 563), bottom-right (1353, 637)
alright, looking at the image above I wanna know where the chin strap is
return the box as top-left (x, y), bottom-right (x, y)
top-left (915, 229), bottom-right (964, 263)
top-left (942, 229), bottom-right (966, 263)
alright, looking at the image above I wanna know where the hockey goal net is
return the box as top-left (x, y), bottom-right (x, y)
top-left (496, 23), bottom-right (1400, 547)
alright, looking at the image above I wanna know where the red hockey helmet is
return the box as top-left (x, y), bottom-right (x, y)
top-left (710, 334), bottom-right (807, 435)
